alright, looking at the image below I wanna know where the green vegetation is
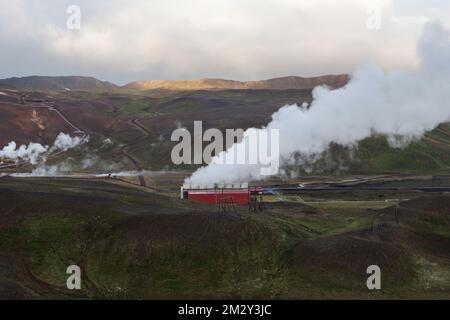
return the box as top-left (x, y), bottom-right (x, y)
top-left (5, 86), bottom-right (450, 174)
top-left (108, 97), bottom-right (160, 116)
top-left (1, 178), bottom-right (449, 299)
top-left (353, 132), bottom-right (450, 174)
top-left (283, 127), bottom-right (450, 176)
top-left (119, 89), bottom-right (450, 174)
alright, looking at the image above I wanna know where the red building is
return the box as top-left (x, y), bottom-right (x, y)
top-left (181, 183), bottom-right (263, 205)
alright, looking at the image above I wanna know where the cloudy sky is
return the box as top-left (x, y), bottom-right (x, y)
top-left (1, 0), bottom-right (449, 85)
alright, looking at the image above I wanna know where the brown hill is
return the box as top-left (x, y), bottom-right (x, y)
top-left (0, 76), bottom-right (117, 91)
top-left (124, 75), bottom-right (350, 91)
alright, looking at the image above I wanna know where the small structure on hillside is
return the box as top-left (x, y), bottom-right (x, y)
top-left (181, 183), bottom-right (264, 211)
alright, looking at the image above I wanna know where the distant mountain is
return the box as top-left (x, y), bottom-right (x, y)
top-left (0, 74), bottom-right (350, 92)
top-left (0, 76), bottom-right (117, 91)
top-left (124, 75), bottom-right (350, 91)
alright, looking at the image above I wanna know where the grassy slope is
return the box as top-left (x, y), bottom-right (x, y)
top-left (0, 178), bottom-right (449, 299)
top-left (352, 124), bottom-right (450, 174)
top-left (3, 88), bottom-right (449, 174)
top-left (97, 90), bottom-right (450, 174)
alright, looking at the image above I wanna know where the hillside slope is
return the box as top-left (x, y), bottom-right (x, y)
top-left (0, 76), bottom-right (117, 91)
top-left (0, 178), bottom-right (449, 299)
top-left (1, 88), bottom-right (450, 175)
top-left (124, 75), bottom-right (350, 91)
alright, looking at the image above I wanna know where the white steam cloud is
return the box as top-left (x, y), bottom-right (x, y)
top-left (12, 162), bottom-right (74, 177)
top-left (50, 133), bottom-right (83, 152)
top-left (0, 132), bottom-right (85, 165)
top-left (187, 21), bottom-right (450, 184)
top-left (0, 142), bottom-right (48, 165)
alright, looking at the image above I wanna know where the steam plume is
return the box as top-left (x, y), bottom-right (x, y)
top-left (50, 133), bottom-right (83, 152)
top-left (0, 142), bottom-right (48, 164)
top-left (187, 21), bottom-right (450, 184)
top-left (0, 132), bottom-right (85, 165)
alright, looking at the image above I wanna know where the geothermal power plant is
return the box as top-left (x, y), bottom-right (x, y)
top-left (1, 5), bottom-right (450, 301)
top-left (181, 182), bottom-right (264, 209)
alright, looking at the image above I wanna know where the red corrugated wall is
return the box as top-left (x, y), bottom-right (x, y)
top-left (188, 190), bottom-right (250, 204)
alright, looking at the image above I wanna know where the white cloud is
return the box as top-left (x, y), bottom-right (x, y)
top-left (0, 0), bottom-right (448, 84)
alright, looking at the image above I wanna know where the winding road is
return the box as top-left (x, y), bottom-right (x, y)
top-left (119, 118), bottom-right (152, 187)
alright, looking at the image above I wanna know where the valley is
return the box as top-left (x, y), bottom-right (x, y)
top-left (0, 76), bottom-right (450, 299)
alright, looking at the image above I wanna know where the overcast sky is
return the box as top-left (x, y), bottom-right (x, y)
top-left (1, 0), bottom-right (449, 85)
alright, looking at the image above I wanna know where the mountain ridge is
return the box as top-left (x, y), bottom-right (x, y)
top-left (124, 74), bottom-right (350, 91)
top-left (0, 76), bottom-right (117, 91)
top-left (0, 74), bottom-right (350, 92)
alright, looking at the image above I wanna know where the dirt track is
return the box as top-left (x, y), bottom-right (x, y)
top-left (119, 118), bottom-right (152, 187)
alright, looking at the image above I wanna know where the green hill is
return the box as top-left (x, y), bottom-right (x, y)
top-left (98, 90), bottom-right (450, 175)
top-left (1, 178), bottom-right (449, 299)
top-left (1, 87), bottom-right (449, 175)
top-left (284, 123), bottom-right (450, 175)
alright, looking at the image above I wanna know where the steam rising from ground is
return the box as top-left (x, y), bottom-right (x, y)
top-left (95, 171), bottom-right (167, 177)
top-left (0, 142), bottom-right (48, 164)
top-left (50, 133), bottom-right (83, 152)
top-left (8, 170), bottom-right (173, 178)
top-left (0, 133), bottom-right (85, 166)
top-left (187, 21), bottom-right (450, 184)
